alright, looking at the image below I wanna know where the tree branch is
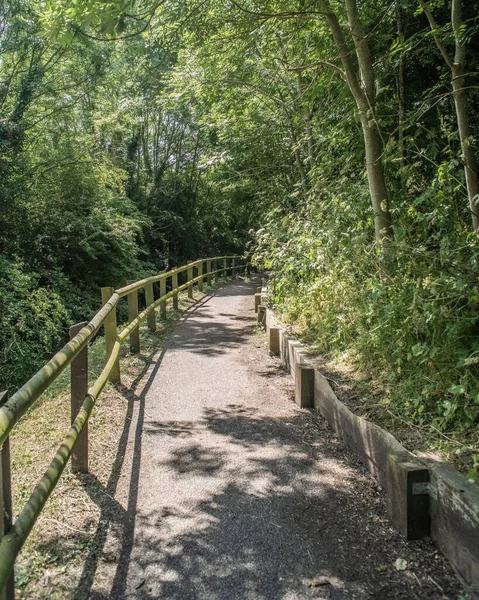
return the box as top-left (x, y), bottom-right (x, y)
top-left (418, 0), bottom-right (454, 69)
top-left (287, 60), bottom-right (346, 80)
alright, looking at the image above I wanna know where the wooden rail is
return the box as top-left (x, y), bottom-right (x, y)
top-left (0, 255), bottom-right (245, 597)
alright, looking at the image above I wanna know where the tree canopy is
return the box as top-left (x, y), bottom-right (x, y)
top-left (1, 0), bottom-right (479, 476)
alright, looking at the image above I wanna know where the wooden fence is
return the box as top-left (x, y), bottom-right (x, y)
top-left (0, 255), bottom-right (245, 598)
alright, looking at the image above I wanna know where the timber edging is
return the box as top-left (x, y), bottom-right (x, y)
top-left (259, 296), bottom-right (479, 594)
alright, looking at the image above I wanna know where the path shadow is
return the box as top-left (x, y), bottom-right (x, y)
top-left (65, 273), bottom-right (458, 600)
top-left (69, 279), bottom-right (259, 598)
top-left (111, 403), bottom-right (449, 600)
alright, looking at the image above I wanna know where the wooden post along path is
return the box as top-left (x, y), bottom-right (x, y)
top-left (0, 392), bottom-right (14, 600)
top-left (160, 277), bottom-right (167, 320)
top-left (198, 261), bottom-right (204, 292)
top-left (70, 323), bottom-right (89, 474)
top-left (145, 282), bottom-right (156, 332)
top-left (187, 262), bottom-right (194, 299)
top-left (172, 271), bottom-right (179, 310)
top-left (206, 260), bottom-right (212, 286)
top-left (101, 287), bottom-right (121, 383)
top-left (127, 283), bottom-right (140, 354)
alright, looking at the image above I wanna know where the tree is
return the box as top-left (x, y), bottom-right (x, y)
top-left (419, 0), bottom-right (479, 232)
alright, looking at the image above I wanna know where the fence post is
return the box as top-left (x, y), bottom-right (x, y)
top-left (268, 327), bottom-right (280, 356)
top-left (0, 392), bottom-right (14, 600)
top-left (206, 260), bottom-right (212, 286)
top-left (69, 323), bottom-right (89, 474)
top-left (172, 271), bottom-right (179, 310)
top-left (212, 259), bottom-right (217, 284)
top-left (127, 284), bottom-right (140, 354)
top-left (257, 305), bottom-right (266, 328)
top-left (295, 364), bottom-right (315, 408)
top-left (145, 282), bottom-right (156, 332)
top-left (198, 261), bottom-right (204, 292)
top-left (232, 257), bottom-right (236, 278)
top-left (101, 287), bottom-right (120, 383)
top-left (160, 277), bottom-right (167, 321)
top-left (187, 261), bottom-right (194, 299)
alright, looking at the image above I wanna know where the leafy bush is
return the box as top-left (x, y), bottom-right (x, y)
top-left (0, 258), bottom-right (70, 392)
top-left (255, 181), bottom-right (479, 437)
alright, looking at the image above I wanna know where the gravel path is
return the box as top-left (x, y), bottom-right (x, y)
top-left (114, 278), bottom-right (462, 599)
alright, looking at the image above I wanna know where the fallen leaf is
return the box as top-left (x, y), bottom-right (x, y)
top-left (308, 577), bottom-right (331, 587)
top-left (394, 558), bottom-right (408, 571)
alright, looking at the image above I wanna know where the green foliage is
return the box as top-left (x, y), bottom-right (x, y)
top-left (0, 258), bottom-right (70, 391)
top-left (0, 0), bottom-right (252, 394)
top-left (2, 0), bottom-right (479, 478)
top-left (255, 174), bottom-right (479, 438)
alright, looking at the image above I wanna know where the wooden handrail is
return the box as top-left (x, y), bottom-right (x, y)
top-left (0, 255), bottom-right (245, 596)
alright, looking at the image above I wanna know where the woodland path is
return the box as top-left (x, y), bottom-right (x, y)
top-left (108, 278), bottom-right (460, 600)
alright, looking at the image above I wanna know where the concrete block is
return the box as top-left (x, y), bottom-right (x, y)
top-left (295, 364), bottom-right (314, 408)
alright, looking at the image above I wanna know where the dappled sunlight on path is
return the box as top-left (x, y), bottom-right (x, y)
top-left (81, 279), bottom-right (460, 600)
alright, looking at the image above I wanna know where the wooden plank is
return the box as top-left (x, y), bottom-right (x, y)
top-left (145, 282), bottom-right (156, 332)
top-left (257, 305), bottom-right (266, 328)
top-left (268, 327), bottom-right (280, 356)
top-left (295, 364), bottom-right (314, 408)
top-left (429, 463), bottom-right (479, 589)
top-left (127, 286), bottom-right (140, 354)
top-left (101, 287), bottom-right (120, 383)
top-left (160, 278), bottom-right (167, 320)
top-left (69, 323), bottom-right (89, 474)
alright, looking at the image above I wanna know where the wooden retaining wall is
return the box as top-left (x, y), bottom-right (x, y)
top-left (259, 301), bottom-right (479, 593)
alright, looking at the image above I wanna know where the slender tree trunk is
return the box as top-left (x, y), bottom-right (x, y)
top-left (396, 4), bottom-right (406, 177)
top-left (419, 0), bottom-right (479, 232)
top-left (297, 72), bottom-right (316, 169)
top-left (318, 0), bottom-right (392, 241)
top-left (451, 66), bottom-right (479, 231)
top-left (360, 114), bottom-right (391, 239)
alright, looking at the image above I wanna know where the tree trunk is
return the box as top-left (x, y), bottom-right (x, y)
top-left (396, 4), bottom-right (406, 178)
top-left (419, 0), bottom-right (479, 232)
top-left (319, 0), bottom-right (392, 241)
top-left (360, 114), bottom-right (392, 239)
top-left (451, 68), bottom-right (479, 231)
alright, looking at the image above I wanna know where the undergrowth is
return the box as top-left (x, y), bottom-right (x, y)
top-left (254, 189), bottom-right (479, 481)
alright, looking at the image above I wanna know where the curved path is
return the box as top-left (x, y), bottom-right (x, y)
top-left (115, 279), bottom-right (459, 599)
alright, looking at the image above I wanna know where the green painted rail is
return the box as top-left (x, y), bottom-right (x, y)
top-left (0, 255), bottom-right (245, 597)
